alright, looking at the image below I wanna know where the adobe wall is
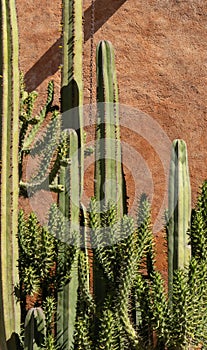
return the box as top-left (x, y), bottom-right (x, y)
top-left (16, 0), bottom-right (207, 274)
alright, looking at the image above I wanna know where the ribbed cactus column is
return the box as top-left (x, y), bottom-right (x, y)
top-left (0, 1), bottom-right (21, 349)
top-left (61, 0), bottom-right (84, 194)
top-left (95, 40), bottom-right (126, 217)
top-left (167, 139), bottom-right (191, 300)
top-left (57, 129), bottom-right (80, 349)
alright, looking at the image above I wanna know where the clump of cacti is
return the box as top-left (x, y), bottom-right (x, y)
top-left (89, 196), bottom-right (152, 349)
top-left (2, 0), bottom-right (207, 349)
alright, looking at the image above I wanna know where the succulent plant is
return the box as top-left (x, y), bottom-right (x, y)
top-left (0, 1), bottom-right (21, 348)
top-left (61, 0), bottom-right (84, 195)
top-left (56, 129), bottom-right (80, 349)
top-left (95, 40), bottom-right (127, 219)
top-left (167, 139), bottom-right (191, 300)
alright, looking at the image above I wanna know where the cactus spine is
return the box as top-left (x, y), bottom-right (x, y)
top-left (0, 1), bottom-right (21, 348)
top-left (61, 0), bottom-right (84, 194)
top-left (167, 139), bottom-right (191, 299)
top-left (95, 40), bottom-right (126, 218)
top-left (57, 129), bottom-right (80, 349)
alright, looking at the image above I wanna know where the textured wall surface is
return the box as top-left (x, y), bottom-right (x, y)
top-left (16, 0), bottom-right (207, 275)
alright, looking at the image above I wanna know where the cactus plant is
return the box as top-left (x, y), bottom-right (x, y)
top-left (167, 139), bottom-right (191, 300)
top-left (190, 180), bottom-right (207, 262)
top-left (55, 2), bottom-right (86, 341)
top-left (19, 79), bottom-right (62, 195)
top-left (89, 198), bottom-right (154, 349)
top-left (19, 79), bottom-right (55, 155)
top-left (73, 250), bottom-right (94, 350)
top-left (95, 40), bottom-right (127, 218)
top-left (0, 1), bottom-right (21, 348)
top-left (3, 0), bottom-right (207, 347)
top-left (57, 128), bottom-right (80, 349)
top-left (92, 41), bottom-right (127, 327)
top-left (61, 0), bottom-right (84, 195)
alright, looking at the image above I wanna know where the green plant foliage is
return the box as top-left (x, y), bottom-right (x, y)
top-left (43, 297), bottom-right (57, 350)
top-left (18, 210), bottom-right (56, 298)
top-left (190, 180), bottom-right (207, 261)
top-left (89, 198), bottom-right (154, 349)
top-left (3, 0), bottom-right (207, 348)
top-left (18, 208), bottom-right (78, 301)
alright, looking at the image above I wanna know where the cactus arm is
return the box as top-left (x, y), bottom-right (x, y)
top-left (22, 81), bottom-right (54, 152)
top-left (95, 40), bottom-right (126, 217)
top-left (168, 139), bottom-right (191, 299)
top-left (57, 129), bottom-right (80, 349)
top-left (0, 0), bottom-right (21, 348)
top-left (61, 0), bottom-right (84, 195)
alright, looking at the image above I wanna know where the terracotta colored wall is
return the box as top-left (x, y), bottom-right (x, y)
top-left (16, 0), bottom-right (207, 274)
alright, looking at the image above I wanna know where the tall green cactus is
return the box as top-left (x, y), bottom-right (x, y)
top-left (57, 1), bottom-right (85, 344)
top-left (95, 40), bottom-right (126, 218)
top-left (61, 0), bottom-right (84, 194)
top-left (0, 1), bottom-right (21, 349)
top-left (92, 41), bottom-right (127, 337)
top-left (167, 139), bottom-right (191, 300)
top-left (57, 129), bottom-right (80, 349)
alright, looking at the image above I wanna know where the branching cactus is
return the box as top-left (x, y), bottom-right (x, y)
top-left (0, 1), bottom-right (21, 348)
top-left (19, 79), bottom-right (55, 156)
top-left (95, 40), bottom-right (127, 218)
top-left (57, 128), bottom-right (80, 349)
top-left (61, 0), bottom-right (84, 194)
top-left (167, 139), bottom-right (191, 300)
top-left (19, 79), bottom-right (62, 195)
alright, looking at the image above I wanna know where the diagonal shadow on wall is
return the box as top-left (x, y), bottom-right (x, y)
top-left (24, 0), bottom-right (127, 91)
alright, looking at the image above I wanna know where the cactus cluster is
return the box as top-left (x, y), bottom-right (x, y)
top-left (1, 0), bottom-right (207, 349)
